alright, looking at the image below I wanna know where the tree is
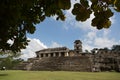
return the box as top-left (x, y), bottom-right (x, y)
top-left (85, 49), bottom-right (89, 53)
top-left (91, 48), bottom-right (98, 54)
top-left (112, 45), bottom-right (120, 51)
top-left (0, 57), bottom-right (24, 70)
top-left (0, 50), bottom-right (23, 69)
top-left (0, 0), bottom-right (120, 52)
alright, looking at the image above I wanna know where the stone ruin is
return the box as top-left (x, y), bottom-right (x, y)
top-left (14, 40), bottom-right (120, 72)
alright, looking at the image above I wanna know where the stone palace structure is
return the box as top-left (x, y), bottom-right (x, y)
top-left (15, 40), bottom-right (120, 72)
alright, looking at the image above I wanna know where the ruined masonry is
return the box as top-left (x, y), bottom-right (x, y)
top-left (14, 40), bottom-right (120, 72)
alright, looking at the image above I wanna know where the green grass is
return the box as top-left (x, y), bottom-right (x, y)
top-left (0, 70), bottom-right (120, 80)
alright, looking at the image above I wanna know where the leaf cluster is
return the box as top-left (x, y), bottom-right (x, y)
top-left (0, 0), bottom-right (120, 53)
top-left (71, 0), bottom-right (120, 29)
top-left (72, 0), bottom-right (92, 21)
top-left (0, 0), bottom-right (71, 52)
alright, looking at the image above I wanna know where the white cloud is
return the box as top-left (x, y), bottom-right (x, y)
top-left (94, 37), bottom-right (115, 48)
top-left (82, 44), bottom-right (94, 51)
top-left (110, 15), bottom-right (116, 24)
top-left (49, 41), bottom-right (63, 48)
top-left (86, 31), bottom-right (96, 40)
top-left (82, 29), bottom-right (120, 51)
top-left (20, 38), bottom-right (47, 60)
top-left (103, 30), bottom-right (111, 37)
top-left (74, 14), bottom-right (97, 31)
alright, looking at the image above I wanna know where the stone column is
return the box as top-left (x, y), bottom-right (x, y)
top-left (53, 53), bottom-right (56, 57)
top-left (38, 54), bottom-right (40, 58)
top-left (66, 52), bottom-right (69, 56)
top-left (59, 52), bottom-right (61, 57)
top-left (64, 52), bottom-right (67, 56)
top-left (43, 54), bottom-right (46, 57)
top-left (65, 52), bottom-right (68, 57)
top-left (48, 53), bottom-right (51, 57)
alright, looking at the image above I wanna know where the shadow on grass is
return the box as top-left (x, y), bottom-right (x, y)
top-left (0, 74), bottom-right (8, 76)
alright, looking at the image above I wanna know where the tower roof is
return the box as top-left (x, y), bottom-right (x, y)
top-left (74, 40), bottom-right (82, 43)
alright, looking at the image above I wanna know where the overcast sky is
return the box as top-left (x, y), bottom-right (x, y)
top-left (21, 0), bottom-right (120, 60)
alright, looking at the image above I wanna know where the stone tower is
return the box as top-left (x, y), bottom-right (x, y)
top-left (74, 40), bottom-right (82, 55)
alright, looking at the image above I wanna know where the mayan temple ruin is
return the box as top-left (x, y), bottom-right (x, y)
top-left (15, 40), bottom-right (120, 72)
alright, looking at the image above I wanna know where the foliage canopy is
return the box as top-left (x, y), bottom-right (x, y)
top-left (0, 0), bottom-right (120, 52)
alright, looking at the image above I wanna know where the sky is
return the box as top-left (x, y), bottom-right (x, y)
top-left (20, 0), bottom-right (120, 60)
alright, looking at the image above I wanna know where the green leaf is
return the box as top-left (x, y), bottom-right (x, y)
top-left (80, 0), bottom-right (89, 8)
top-left (58, 0), bottom-right (71, 10)
top-left (104, 19), bottom-right (111, 28)
top-left (114, 0), bottom-right (120, 12)
top-left (90, 0), bottom-right (98, 3)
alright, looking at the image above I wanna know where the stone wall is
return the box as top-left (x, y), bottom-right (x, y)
top-left (30, 56), bottom-right (92, 71)
top-left (93, 50), bottom-right (120, 72)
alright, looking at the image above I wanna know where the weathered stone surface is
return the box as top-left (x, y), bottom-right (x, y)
top-left (30, 56), bottom-right (92, 71)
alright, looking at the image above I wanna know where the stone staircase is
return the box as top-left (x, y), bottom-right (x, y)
top-left (30, 56), bottom-right (92, 71)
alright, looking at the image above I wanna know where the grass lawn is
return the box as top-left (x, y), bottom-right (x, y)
top-left (0, 70), bottom-right (120, 80)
